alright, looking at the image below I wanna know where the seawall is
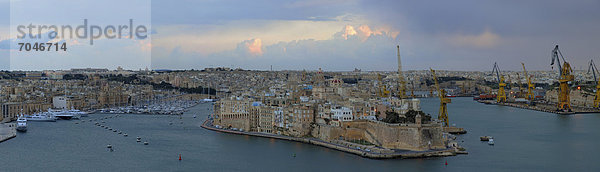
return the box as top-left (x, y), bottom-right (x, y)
top-left (201, 119), bottom-right (457, 159)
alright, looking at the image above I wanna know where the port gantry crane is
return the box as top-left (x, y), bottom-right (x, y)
top-left (516, 73), bottom-right (523, 97)
top-left (377, 73), bottom-right (390, 97)
top-left (430, 68), bottom-right (451, 127)
top-left (396, 45), bottom-right (407, 99)
top-left (551, 45), bottom-right (574, 111)
top-left (587, 59), bottom-right (600, 108)
top-left (492, 62), bottom-right (507, 103)
top-left (522, 63), bottom-right (535, 101)
top-left (410, 80), bottom-right (416, 98)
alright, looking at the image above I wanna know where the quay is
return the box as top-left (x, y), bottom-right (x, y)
top-left (477, 100), bottom-right (600, 115)
top-left (201, 119), bottom-right (459, 159)
top-left (0, 123), bottom-right (17, 143)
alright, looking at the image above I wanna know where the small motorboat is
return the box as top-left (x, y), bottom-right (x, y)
top-left (480, 136), bottom-right (493, 141)
top-left (16, 115), bottom-right (27, 132)
top-left (488, 138), bottom-right (495, 145)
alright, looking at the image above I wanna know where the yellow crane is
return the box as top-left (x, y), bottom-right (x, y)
top-left (396, 45), bottom-right (407, 99)
top-left (430, 68), bottom-right (451, 127)
top-left (522, 63), bottom-right (535, 101)
top-left (377, 73), bottom-right (390, 97)
top-left (492, 62), bottom-right (507, 103)
top-left (410, 80), bottom-right (416, 98)
top-left (516, 73), bottom-right (523, 97)
top-left (587, 59), bottom-right (600, 108)
top-left (551, 45), bottom-right (574, 111)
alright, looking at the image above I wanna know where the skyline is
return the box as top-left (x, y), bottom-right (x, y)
top-left (1, 0), bottom-right (600, 71)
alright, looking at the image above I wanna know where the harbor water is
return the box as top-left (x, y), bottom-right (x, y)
top-left (0, 98), bottom-right (599, 171)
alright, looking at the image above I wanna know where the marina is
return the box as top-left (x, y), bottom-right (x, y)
top-left (98, 100), bottom-right (205, 115)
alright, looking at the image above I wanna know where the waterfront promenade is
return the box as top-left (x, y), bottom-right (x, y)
top-left (201, 119), bottom-right (457, 159)
top-left (0, 123), bottom-right (16, 143)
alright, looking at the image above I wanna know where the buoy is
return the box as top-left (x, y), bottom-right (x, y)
top-left (179, 154), bottom-right (182, 161)
top-left (445, 160), bottom-right (448, 166)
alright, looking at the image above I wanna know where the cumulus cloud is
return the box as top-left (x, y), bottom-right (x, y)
top-left (340, 25), bottom-right (357, 40)
top-left (152, 24), bottom-right (401, 71)
top-left (242, 38), bottom-right (263, 56)
top-left (334, 24), bottom-right (397, 42)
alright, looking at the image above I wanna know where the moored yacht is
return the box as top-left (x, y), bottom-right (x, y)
top-left (49, 109), bottom-right (73, 120)
top-left (25, 112), bottom-right (57, 122)
top-left (68, 108), bottom-right (88, 117)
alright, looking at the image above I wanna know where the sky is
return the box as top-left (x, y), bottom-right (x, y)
top-left (1, 0), bottom-right (600, 71)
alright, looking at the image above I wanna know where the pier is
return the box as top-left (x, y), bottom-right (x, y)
top-left (477, 100), bottom-right (600, 115)
top-left (0, 123), bottom-right (17, 143)
top-left (201, 119), bottom-right (459, 159)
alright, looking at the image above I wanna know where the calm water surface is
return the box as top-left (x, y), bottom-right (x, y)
top-left (1, 98), bottom-right (599, 171)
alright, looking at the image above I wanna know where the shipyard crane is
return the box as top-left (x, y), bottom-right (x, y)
top-left (429, 88), bottom-right (434, 97)
top-left (410, 80), bottom-right (416, 98)
top-left (516, 73), bottom-right (523, 97)
top-left (397, 45), bottom-right (407, 99)
top-left (377, 73), bottom-right (390, 97)
top-left (430, 68), bottom-right (451, 127)
top-left (587, 59), bottom-right (600, 108)
top-left (522, 63), bottom-right (535, 101)
top-left (492, 62), bottom-right (507, 103)
top-left (551, 45), bottom-right (574, 111)
top-left (301, 70), bottom-right (307, 82)
top-left (506, 75), bottom-right (512, 92)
